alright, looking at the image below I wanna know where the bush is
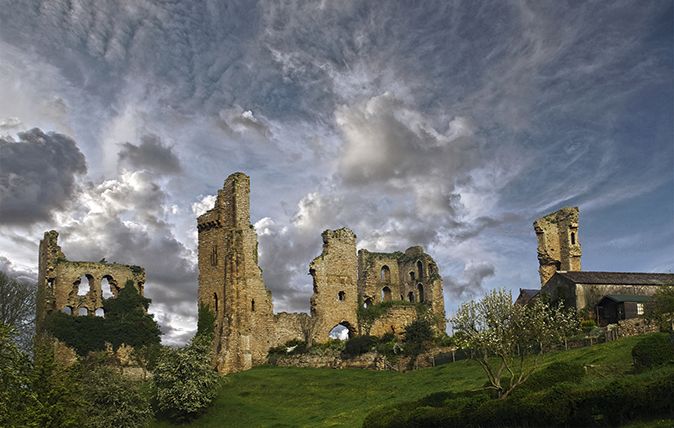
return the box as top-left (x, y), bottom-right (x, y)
top-left (632, 333), bottom-right (674, 370)
top-left (518, 361), bottom-right (585, 393)
top-left (403, 319), bottom-right (434, 356)
top-left (153, 334), bottom-right (220, 422)
top-left (343, 335), bottom-right (376, 357)
top-left (78, 363), bottom-right (153, 428)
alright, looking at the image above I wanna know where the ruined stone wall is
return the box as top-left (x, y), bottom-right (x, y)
top-left (273, 312), bottom-right (308, 346)
top-left (370, 306), bottom-right (418, 337)
top-left (36, 231), bottom-right (145, 330)
top-left (309, 228), bottom-right (359, 342)
top-left (533, 207), bottom-right (582, 286)
top-left (197, 173), bottom-right (275, 374)
top-left (357, 250), bottom-right (402, 304)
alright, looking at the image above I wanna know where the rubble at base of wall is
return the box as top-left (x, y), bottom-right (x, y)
top-left (269, 346), bottom-right (456, 371)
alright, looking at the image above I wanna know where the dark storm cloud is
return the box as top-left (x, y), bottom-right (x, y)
top-left (0, 128), bottom-right (86, 225)
top-left (0, 256), bottom-right (36, 284)
top-left (118, 134), bottom-right (182, 175)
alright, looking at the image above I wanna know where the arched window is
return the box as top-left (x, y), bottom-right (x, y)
top-left (364, 297), bottom-right (373, 308)
top-left (380, 265), bottom-right (391, 282)
top-left (417, 260), bottom-right (424, 279)
top-left (101, 276), bottom-right (115, 299)
top-left (214, 293), bottom-right (218, 313)
top-left (95, 308), bottom-right (105, 317)
top-left (381, 286), bottom-right (392, 302)
top-left (428, 263), bottom-right (436, 275)
top-left (76, 275), bottom-right (92, 296)
top-left (338, 291), bottom-right (346, 301)
top-left (417, 283), bottom-right (424, 303)
top-left (571, 232), bottom-right (576, 245)
top-left (251, 299), bottom-right (255, 312)
top-left (78, 307), bottom-right (88, 316)
top-left (409, 271), bottom-right (415, 281)
top-left (408, 291), bottom-right (415, 303)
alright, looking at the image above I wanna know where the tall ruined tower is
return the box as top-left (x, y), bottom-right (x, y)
top-left (533, 207), bottom-right (582, 286)
top-left (197, 172), bottom-right (274, 373)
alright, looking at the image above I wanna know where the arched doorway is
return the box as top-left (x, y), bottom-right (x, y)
top-left (408, 291), bottom-right (415, 303)
top-left (417, 283), bottom-right (424, 303)
top-left (328, 321), bottom-right (353, 340)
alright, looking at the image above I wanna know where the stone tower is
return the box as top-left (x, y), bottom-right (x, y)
top-left (197, 172), bottom-right (274, 373)
top-left (533, 207), bottom-right (582, 286)
top-left (309, 228), bottom-right (359, 340)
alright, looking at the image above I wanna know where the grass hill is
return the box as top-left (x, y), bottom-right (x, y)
top-left (151, 334), bottom-right (674, 428)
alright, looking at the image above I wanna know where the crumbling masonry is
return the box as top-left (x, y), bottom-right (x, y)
top-left (36, 230), bottom-right (146, 331)
top-left (533, 207), bottom-right (581, 287)
top-left (198, 173), bottom-right (447, 374)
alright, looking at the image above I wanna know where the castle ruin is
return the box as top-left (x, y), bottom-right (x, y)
top-left (533, 207), bottom-right (581, 287)
top-left (198, 173), bottom-right (446, 374)
top-left (36, 230), bottom-right (146, 331)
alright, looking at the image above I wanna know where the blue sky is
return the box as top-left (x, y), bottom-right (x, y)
top-left (0, 1), bottom-right (672, 344)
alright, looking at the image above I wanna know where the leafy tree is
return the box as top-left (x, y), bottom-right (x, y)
top-left (77, 361), bottom-right (153, 428)
top-left (647, 286), bottom-right (674, 332)
top-left (403, 318), bottom-right (434, 356)
top-left (197, 303), bottom-right (216, 338)
top-left (452, 288), bottom-right (578, 399)
top-left (153, 334), bottom-right (220, 422)
top-left (103, 280), bottom-right (161, 349)
top-left (0, 322), bottom-right (41, 427)
top-left (0, 271), bottom-right (35, 352)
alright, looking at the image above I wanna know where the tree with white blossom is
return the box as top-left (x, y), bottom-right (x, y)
top-left (451, 288), bottom-right (579, 399)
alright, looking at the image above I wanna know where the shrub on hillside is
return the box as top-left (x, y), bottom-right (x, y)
top-left (342, 335), bottom-right (376, 357)
top-left (153, 334), bottom-right (220, 422)
top-left (632, 333), bottom-right (674, 370)
top-left (517, 361), bottom-right (585, 393)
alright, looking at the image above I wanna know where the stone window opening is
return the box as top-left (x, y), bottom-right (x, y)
top-left (47, 278), bottom-right (55, 290)
top-left (328, 322), bottom-right (352, 341)
top-left (214, 292), bottom-right (219, 313)
top-left (408, 291), bottom-right (415, 303)
top-left (637, 303), bottom-right (644, 316)
top-left (75, 275), bottom-right (93, 296)
top-left (428, 263), bottom-right (436, 275)
top-left (417, 260), bottom-right (424, 279)
top-left (380, 265), bottom-right (391, 282)
top-left (570, 231), bottom-right (576, 245)
top-left (210, 245), bottom-right (218, 266)
top-left (417, 283), bottom-right (424, 303)
top-left (381, 286), bottom-right (392, 302)
top-left (101, 276), bottom-right (115, 299)
top-left (95, 308), bottom-right (105, 317)
top-left (364, 297), bottom-right (373, 308)
top-left (62, 306), bottom-right (73, 315)
top-left (251, 299), bottom-right (255, 312)
top-left (409, 271), bottom-right (415, 281)
top-left (338, 291), bottom-right (346, 301)
top-left (78, 307), bottom-right (88, 316)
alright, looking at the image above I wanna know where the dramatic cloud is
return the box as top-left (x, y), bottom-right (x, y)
top-left (0, 128), bottom-right (86, 225)
top-left (118, 134), bottom-right (182, 175)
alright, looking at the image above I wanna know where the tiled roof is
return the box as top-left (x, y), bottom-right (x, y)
top-left (556, 271), bottom-right (674, 286)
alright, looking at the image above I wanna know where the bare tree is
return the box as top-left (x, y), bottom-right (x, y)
top-left (299, 314), bottom-right (319, 349)
top-left (0, 271), bottom-right (36, 352)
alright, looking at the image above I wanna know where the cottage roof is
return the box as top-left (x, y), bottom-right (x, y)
top-left (599, 294), bottom-right (654, 304)
top-left (555, 271), bottom-right (674, 286)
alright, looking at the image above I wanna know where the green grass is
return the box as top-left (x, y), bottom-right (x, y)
top-left (151, 335), bottom-right (672, 428)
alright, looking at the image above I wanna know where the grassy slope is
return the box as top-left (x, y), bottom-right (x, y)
top-left (151, 335), bottom-right (671, 428)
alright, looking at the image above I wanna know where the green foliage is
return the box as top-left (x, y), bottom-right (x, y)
top-left (268, 339), bottom-right (308, 356)
top-left (197, 303), bottom-right (216, 338)
top-left (517, 361), bottom-right (585, 393)
top-left (44, 282), bottom-right (160, 356)
top-left (403, 318), bottom-right (434, 357)
top-left (581, 318), bottom-right (597, 332)
top-left (77, 362), bottom-right (153, 428)
top-left (647, 287), bottom-right (674, 331)
top-left (0, 323), bottom-right (41, 427)
top-left (362, 370), bottom-right (674, 428)
top-left (632, 333), bottom-right (674, 370)
top-left (153, 334), bottom-right (220, 422)
top-left (357, 300), bottom-right (420, 335)
top-left (342, 335), bottom-right (377, 357)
